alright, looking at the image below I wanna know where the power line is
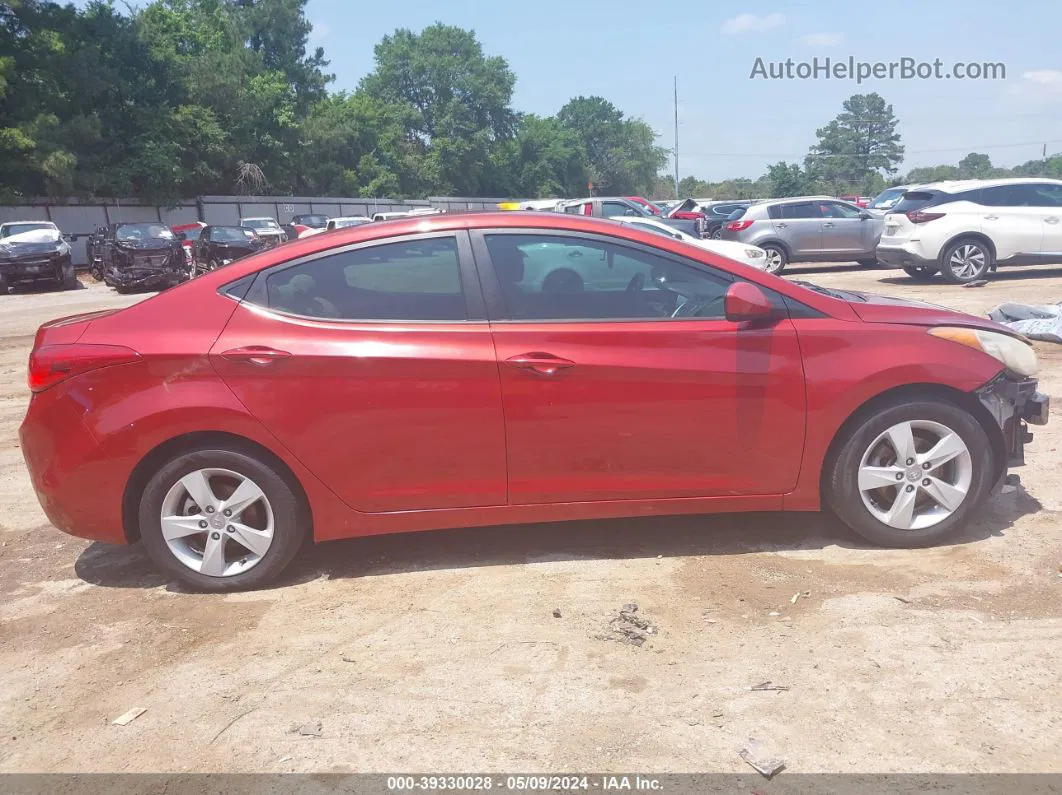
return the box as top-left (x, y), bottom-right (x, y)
top-left (680, 139), bottom-right (1062, 159)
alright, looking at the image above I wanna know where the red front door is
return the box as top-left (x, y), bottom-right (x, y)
top-left (475, 230), bottom-right (806, 505)
top-left (491, 320), bottom-right (806, 504)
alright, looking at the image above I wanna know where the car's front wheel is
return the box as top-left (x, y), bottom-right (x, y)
top-left (825, 398), bottom-right (995, 547)
top-left (940, 239), bottom-right (991, 283)
top-left (138, 446), bottom-right (307, 591)
top-left (60, 261), bottom-right (77, 290)
top-left (761, 244), bottom-right (788, 275)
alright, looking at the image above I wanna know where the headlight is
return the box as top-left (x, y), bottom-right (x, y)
top-left (57, 241), bottom-right (71, 256)
top-left (744, 248), bottom-right (764, 258)
top-left (929, 327), bottom-right (1038, 377)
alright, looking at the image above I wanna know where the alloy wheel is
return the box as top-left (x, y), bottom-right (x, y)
top-left (948, 244), bottom-right (986, 280)
top-left (764, 248), bottom-right (785, 273)
top-left (857, 420), bottom-right (973, 530)
top-left (159, 468), bottom-right (275, 577)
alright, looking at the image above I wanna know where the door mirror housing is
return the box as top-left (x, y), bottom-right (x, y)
top-left (859, 211), bottom-right (872, 220)
top-left (725, 281), bottom-right (776, 324)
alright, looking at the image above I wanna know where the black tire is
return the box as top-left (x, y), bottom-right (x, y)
top-left (209, 258), bottom-right (220, 272)
top-left (90, 261), bottom-right (103, 281)
top-left (710, 226), bottom-right (723, 240)
top-left (60, 261), bottom-right (78, 290)
top-left (857, 258), bottom-right (879, 268)
top-left (903, 265), bottom-right (938, 281)
top-left (0, 273), bottom-right (8, 295)
top-left (138, 447), bottom-right (307, 592)
top-left (825, 398), bottom-right (995, 548)
top-left (940, 238), bottom-right (992, 284)
top-left (761, 244), bottom-right (788, 275)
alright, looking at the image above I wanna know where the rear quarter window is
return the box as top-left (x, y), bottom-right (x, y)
top-left (889, 191), bottom-right (948, 214)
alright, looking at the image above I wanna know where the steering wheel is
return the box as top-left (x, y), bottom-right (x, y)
top-left (626, 272), bottom-right (646, 292)
top-left (670, 295), bottom-right (707, 318)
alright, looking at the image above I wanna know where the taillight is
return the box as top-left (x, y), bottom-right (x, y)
top-left (727, 220), bottom-right (754, 232)
top-left (28, 344), bottom-right (140, 393)
top-left (907, 210), bottom-right (945, 224)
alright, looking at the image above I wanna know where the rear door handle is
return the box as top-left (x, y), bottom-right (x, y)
top-left (1045, 216), bottom-right (1059, 224)
top-left (504, 352), bottom-right (576, 376)
top-left (220, 346), bottom-right (292, 366)
top-left (775, 222), bottom-right (787, 228)
top-left (984, 215), bottom-right (999, 221)
top-left (822, 222), bottom-right (836, 227)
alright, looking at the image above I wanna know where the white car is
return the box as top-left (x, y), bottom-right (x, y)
top-left (371, 208), bottom-right (443, 222)
top-left (239, 217), bottom-right (286, 248)
top-left (876, 178), bottom-right (1062, 283)
top-left (865, 185), bottom-right (914, 216)
top-left (324, 216), bottom-right (372, 232)
top-left (615, 217), bottom-right (768, 269)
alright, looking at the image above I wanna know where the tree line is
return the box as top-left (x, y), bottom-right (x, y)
top-left (0, 0), bottom-right (666, 202)
top-left (2, 3), bottom-right (1054, 204)
top-left (665, 93), bottom-right (1061, 201)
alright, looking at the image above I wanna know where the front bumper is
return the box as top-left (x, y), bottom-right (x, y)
top-left (1, 256), bottom-right (67, 282)
top-left (875, 245), bottom-right (936, 269)
top-left (977, 373), bottom-right (1050, 468)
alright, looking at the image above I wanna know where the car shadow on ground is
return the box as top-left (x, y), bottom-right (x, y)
top-left (874, 266), bottom-right (1062, 288)
top-left (73, 484), bottom-right (1043, 592)
top-left (7, 280), bottom-right (84, 295)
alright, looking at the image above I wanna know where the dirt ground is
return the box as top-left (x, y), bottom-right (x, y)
top-left (0, 265), bottom-right (1060, 775)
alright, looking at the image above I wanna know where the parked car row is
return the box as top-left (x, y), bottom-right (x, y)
top-left (0, 221), bottom-right (77, 292)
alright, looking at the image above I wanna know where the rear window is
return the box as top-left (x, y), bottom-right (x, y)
top-left (726, 207), bottom-right (748, 221)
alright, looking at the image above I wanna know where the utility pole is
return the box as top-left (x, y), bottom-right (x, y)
top-left (673, 76), bottom-right (679, 199)
top-left (1044, 143), bottom-right (1048, 176)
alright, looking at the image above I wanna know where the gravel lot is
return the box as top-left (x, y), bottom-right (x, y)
top-left (0, 265), bottom-right (1060, 774)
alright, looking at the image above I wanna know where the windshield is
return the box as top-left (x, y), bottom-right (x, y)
top-left (214, 227), bottom-right (256, 243)
top-left (178, 226), bottom-right (203, 241)
top-left (242, 218), bottom-right (280, 230)
top-left (1, 222), bottom-right (56, 238)
top-left (296, 215), bottom-right (328, 227)
top-left (868, 187), bottom-right (908, 210)
top-left (116, 223), bottom-right (174, 240)
top-left (627, 220), bottom-right (681, 240)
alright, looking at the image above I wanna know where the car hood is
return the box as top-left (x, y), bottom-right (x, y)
top-left (845, 290), bottom-right (1014, 334)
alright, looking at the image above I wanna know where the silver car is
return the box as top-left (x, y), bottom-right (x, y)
top-left (720, 197), bottom-right (884, 275)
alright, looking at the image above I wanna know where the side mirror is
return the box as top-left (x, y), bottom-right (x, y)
top-left (859, 211), bottom-right (871, 220)
top-left (725, 282), bottom-right (776, 324)
top-left (62, 233), bottom-right (75, 242)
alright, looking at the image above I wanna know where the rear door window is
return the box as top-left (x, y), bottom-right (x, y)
top-left (770, 202), bottom-right (822, 220)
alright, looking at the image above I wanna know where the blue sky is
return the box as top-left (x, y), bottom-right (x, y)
top-left (303, 0), bottom-right (1062, 181)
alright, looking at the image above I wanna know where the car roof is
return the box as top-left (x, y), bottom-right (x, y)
top-left (241, 216), bottom-right (277, 221)
top-left (1, 220), bottom-right (56, 226)
top-left (911, 177), bottom-right (1062, 192)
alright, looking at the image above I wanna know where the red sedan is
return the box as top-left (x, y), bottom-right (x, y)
top-left (20, 213), bottom-right (1049, 590)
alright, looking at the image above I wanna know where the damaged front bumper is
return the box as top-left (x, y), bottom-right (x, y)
top-left (976, 372), bottom-right (1050, 468)
top-left (107, 252), bottom-right (184, 289)
top-left (1, 254), bottom-right (68, 283)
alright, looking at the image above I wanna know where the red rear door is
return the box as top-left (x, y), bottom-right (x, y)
top-left (210, 232), bottom-right (507, 513)
top-left (474, 230), bottom-right (806, 504)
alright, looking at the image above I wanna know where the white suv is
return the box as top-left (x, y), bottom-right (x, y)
top-left (876, 178), bottom-right (1062, 283)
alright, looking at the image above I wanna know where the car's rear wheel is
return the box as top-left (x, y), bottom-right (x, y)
top-left (209, 258), bottom-right (221, 272)
top-left (0, 273), bottom-right (8, 295)
top-left (761, 244), bottom-right (788, 275)
top-left (825, 398), bottom-right (994, 547)
top-left (857, 258), bottom-right (879, 268)
top-left (138, 447), bottom-right (307, 591)
top-left (903, 265), bottom-right (938, 281)
top-left (940, 239), bottom-right (991, 283)
top-left (710, 226), bottom-right (723, 240)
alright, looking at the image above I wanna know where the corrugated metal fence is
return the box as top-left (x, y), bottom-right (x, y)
top-left (0, 195), bottom-right (517, 267)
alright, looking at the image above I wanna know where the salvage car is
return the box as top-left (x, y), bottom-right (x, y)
top-left (20, 212), bottom-right (1048, 591)
top-left (0, 221), bottom-right (77, 292)
top-left (192, 225), bottom-right (265, 276)
top-left (558, 197), bottom-right (705, 238)
top-left (326, 216), bottom-right (372, 231)
top-left (98, 222), bottom-right (187, 292)
top-left (172, 221), bottom-right (207, 268)
top-left (239, 217), bottom-right (286, 248)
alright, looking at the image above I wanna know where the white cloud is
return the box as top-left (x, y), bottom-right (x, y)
top-left (799, 32), bottom-right (845, 47)
top-left (1023, 70), bottom-right (1062, 86)
top-left (721, 12), bottom-right (786, 35)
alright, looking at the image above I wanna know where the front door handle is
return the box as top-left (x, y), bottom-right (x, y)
top-left (984, 215), bottom-right (999, 221)
top-left (504, 352), bottom-right (576, 376)
top-left (1045, 216), bottom-right (1060, 224)
top-left (220, 346), bottom-right (292, 366)
top-left (775, 222), bottom-right (787, 228)
top-left (822, 221), bottom-right (836, 228)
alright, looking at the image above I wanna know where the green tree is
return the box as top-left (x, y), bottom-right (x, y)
top-left (490, 114), bottom-right (587, 198)
top-left (360, 24), bottom-right (516, 195)
top-left (557, 96), bottom-right (667, 196)
top-left (957, 152), bottom-right (994, 179)
top-left (805, 93), bottom-right (904, 193)
top-left (765, 162), bottom-right (817, 197)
